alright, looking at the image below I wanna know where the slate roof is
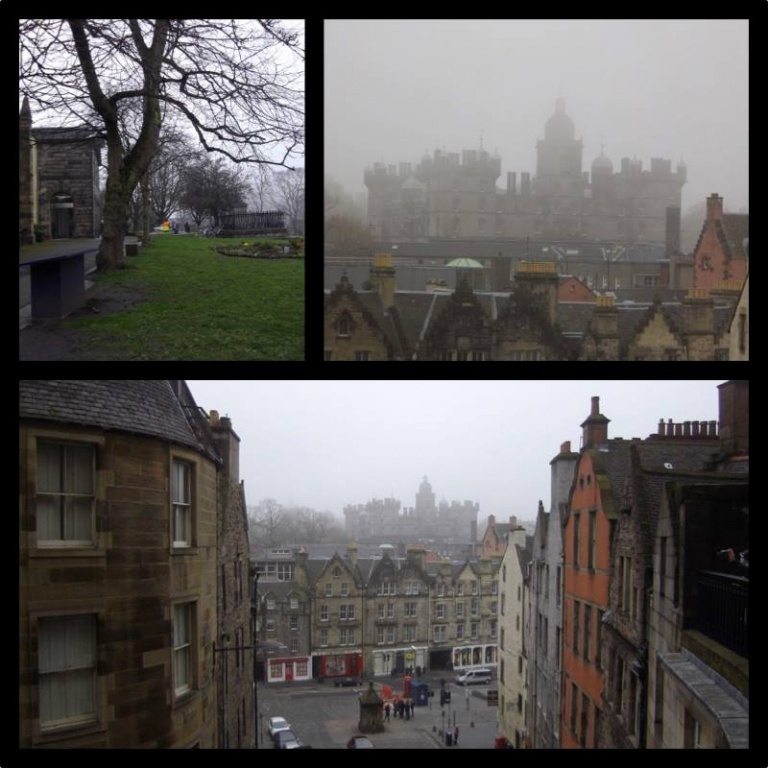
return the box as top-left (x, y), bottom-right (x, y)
top-left (19, 380), bottom-right (205, 454)
top-left (720, 214), bottom-right (749, 260)
top-left (356, 292), bottom-right (406, 357)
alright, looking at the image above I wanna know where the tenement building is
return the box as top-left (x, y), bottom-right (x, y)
top-left (19, 380), bottom-right (253, 748)
top-left (365, 99), bottom-right (685, 245)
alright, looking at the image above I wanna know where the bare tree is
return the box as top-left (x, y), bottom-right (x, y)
top-left (20, 19), bottom-right (304, 270)
top-left (179, 156), bottom-right (251, 227)
top-left (249, 164), bottom-right (274, 212)
top-left (248, 498), bottom-right (287, 549)
top-left (271, 168), bottom-right (304, 235)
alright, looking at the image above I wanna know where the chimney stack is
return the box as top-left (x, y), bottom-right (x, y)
top-left (706, 193), bottom-right (724, 222)
top-left (717, 380), bottom-right (749, 456)
top-left (581, 396), bottom-right (610, 448)
top-left (370, 253), bottom-right (396, 310)
top-left (210, 411), bottom-right (240, 484)
top-left (347, 543), bottom-right (358, 568)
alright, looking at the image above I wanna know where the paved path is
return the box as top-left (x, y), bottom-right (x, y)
top-left (257, 672), bottom-right (500, 750)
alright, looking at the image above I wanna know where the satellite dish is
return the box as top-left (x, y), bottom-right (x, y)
top-left (663, 462), bottom-right (673, 470)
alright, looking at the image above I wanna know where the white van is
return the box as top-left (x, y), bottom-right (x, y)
top-left (455, 668), bottom-right (493, 685)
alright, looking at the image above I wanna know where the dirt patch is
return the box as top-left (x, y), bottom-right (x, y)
top-left (19, 281), bottom-right (149, 361)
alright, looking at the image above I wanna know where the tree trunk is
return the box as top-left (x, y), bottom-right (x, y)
top-left (141, 172), bottom-right (151, 245)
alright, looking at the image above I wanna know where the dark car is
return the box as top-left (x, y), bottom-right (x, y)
top-left (334, 676), bottom-right (361, 687)
top-left (347, 736), bottom-right (374, 748)
top-left (274, 729), bottom-right (302, 749)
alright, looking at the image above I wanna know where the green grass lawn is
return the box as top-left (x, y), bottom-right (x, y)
top-left (69, 234), bottom-right (304, 360)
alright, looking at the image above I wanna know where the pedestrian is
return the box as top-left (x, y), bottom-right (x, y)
top-left (410, 700), bottom-right (415, 718)
top-left (454, 725), bottom-right (459, 745)
top-left (384, 702), bottom-right (390, 721)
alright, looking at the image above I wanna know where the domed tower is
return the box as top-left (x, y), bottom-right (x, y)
top-left (535, 98), bottom-right (584, 197)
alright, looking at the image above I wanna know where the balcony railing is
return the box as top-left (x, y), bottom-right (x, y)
top-left (695, 570), bottom-right (748, 658)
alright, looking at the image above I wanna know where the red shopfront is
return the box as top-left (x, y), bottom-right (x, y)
top-left (265, 656), bottom-right (312, 683)
top-left (315, 652), bottom-right (364, 681)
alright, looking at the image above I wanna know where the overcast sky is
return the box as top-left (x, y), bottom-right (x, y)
top-left (325, 19), bottom-right (748, 215)
top-left (187, 380), bottom-right (726, 526)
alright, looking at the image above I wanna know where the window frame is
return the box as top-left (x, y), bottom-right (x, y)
top-left (172, 600), bottom-right (196, 700)
top-left (35, 438), bottom-right (98, 549)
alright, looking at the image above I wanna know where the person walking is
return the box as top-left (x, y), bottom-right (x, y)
top-left (454, 725), bottom-right (459, 745)
top-left (384, 702), bottom-right (391, 721)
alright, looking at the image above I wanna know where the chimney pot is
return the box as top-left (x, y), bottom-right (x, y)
top-left (708, 420), bottom-right (717, 437)
top-left (560, 440), bottom-right (571, 454)
top-left (210, 409), bottom-right (220, 426)
top-left (683, 421), bottom-right (691, 437)
top-left (591, 396), bottom-right (600, 416)
top-left (658, 419), bottom-right (665, 437)
top-left (692, 421), bottom-right (700, 437)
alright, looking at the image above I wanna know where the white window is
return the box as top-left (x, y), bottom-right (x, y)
top-left (325, 583), bottom-right (333, 597)
top-left (38, 614), bottom-right (96, 728)
top-left (340, 604), bottom-right (355, 621)
top-left (491, 581), bottom-right (498, 596)
top-left (404, 625), bottom-right (416, 642)
top-left (404, 602), bottom-right (416, 618)
top-left (456, 602), bottom-right (465, 619)
top-left (387, 602), bottom-right (395, 619)
top-left (37, 442), bottom-right (94, 545)
top-left (377, 603), bottom-right (385, 619)
top-left (266, 598), bottom-right (275, 610)
top-left (436, 603), bottom-right (445, 620)
top-left (173, 602), bottom-right (194, 696)
top-left (386, 626), bottom-right (395, 643)
top-left (378, 581), bottom-right (395, 596)
top-left (290, 637), bottom-right (299, 654)
top-left (172, 459), bottom-right (192, 548)
top-left (340, 628), bottom-right (354, 646)
top-left (456, 623), bottom-right (465, 640)
top-left (266, 619), bottom-right (275, 632)
top-left (320, 604), bottom-right (328, 622)
top-left (377, 626), bottom-right (385, 644)
top-left (277, 563), bottom-right (293, 581)
top-left (437, 583), bottom-right (446, 597)
top-left (319, 629), bottom-right (328, 647)
top-left (471, 623), bottom-right (478, 640)
top-left (471, 581), bottom-right (478, 595)
top-left (290, 616), bottom-right (298, 631)
top-left (457, 582), bottom-right (464, 596)
top-left (434, 625), bottom-right (446, 642)
top-left (340, 582), bottom-right (349, 597)
top-left (290, 597), bottom-right (299, 610)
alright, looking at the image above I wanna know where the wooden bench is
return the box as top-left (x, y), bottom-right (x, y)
top-left (19, 239), bottom-right (100, 318)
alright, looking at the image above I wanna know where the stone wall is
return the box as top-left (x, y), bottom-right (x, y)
top-left (34, 128), bottom-right (102, 238)
top-left (19, 424), bottom-right (218, 748)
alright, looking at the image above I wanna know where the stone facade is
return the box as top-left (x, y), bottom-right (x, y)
top-left (209, 412), bottom-right (255, 750)
top-left (497, 528), bottom-right (531, 749)
top-left (366, 100), bottom-right (685, 246)
top-left (343, 477), bottom-right (478, 557)
top-left (19, 381), bottom-right (219, 748)
top-left (19, 101), bottom-right (103, 242)
top-left (526, 441), bottom-right (579, 749)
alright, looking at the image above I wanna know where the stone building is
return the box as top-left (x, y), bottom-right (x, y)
top-left (19, 380), bottom-right (251, 748)
top-left (365, 100), bottom-right (685, 245)
top-left (363, 546), bottom-right (431, 676)
top-left (252, 548), bottom-right (313, 683)
top-left (311, 551), bottom-right (365, 681)
top-left (598, 416), bottom-right (725, 749)
top-left (325, 258), bottom-right (737, 361)
top-left (19, 98), bottom-right (103, 244)
top-left (206, 405), bottom-right (255, 750)
top-left (497, 526), bottom-right (532, 749)
top-left (343, 477), bottom-right (478, 557)
top-left (646, 381), bottom-right (748, 749)
top-left (525, 441), bottom-right (579, 749)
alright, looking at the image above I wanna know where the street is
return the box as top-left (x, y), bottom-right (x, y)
top-left (257, 672), bottom-right (500, 750)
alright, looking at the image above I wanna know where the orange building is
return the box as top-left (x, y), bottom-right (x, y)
top-left (561, 397), bottom-right (613, 748)
top-left (692, 194), bottom-right (748, 291)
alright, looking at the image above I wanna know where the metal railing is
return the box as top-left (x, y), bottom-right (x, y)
top-left (695, 570), bottom-right (748, 658)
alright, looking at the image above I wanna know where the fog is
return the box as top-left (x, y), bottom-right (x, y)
top-left (187, 380), bottom-right (726, 527)
top-left (325, 19), bottom-right (748, 215)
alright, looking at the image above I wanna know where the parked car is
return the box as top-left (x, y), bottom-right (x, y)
top-left (334, 676), bottom-right (361, 687)
top-left (455, 668), bottom-right (493, 685)
top-left (275, 729), bottom-right (302, 749)
top-left (347, 735), bottom-right (374, 748)
top-left (268, 716), bottom-right (291, 741)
